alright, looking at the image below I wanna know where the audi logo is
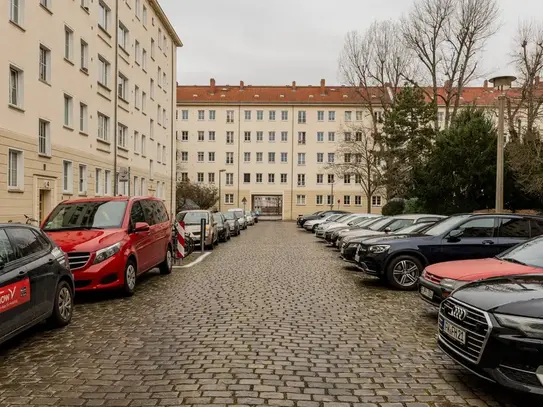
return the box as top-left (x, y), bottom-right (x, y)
top-left (449, 305), bottom-right (468, 321)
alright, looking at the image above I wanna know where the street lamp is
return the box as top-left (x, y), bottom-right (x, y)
top-left (218, 169), bottom-right (226, 212)
top-left (489, 75), bottom-right (516, 212)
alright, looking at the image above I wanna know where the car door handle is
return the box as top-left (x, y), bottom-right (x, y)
top-left (482, 240), bottom-right (495, 245)
top-left (18, 270), bottom-right (27, 276)
top-left (47, 259), bottom-right (54, 265)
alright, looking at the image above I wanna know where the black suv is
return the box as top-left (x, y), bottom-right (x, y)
top-left (438, 275), bottom-right (543, 396)
top-left (352, 213), bottom-right (543, 290)
top-left (0, 224), bottom-right (74, 345)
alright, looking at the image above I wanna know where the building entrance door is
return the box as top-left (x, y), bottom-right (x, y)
top-left (252, 195), bottom-right (282, 221)
top-left (39, 189), bottom-right (52, 224)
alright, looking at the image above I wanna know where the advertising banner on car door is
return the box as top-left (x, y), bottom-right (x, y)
top-left (0, 278), bottom-right (30, 313)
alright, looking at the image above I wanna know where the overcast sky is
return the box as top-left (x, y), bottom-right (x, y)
top-left (160, 0), bottom-right (539, 86)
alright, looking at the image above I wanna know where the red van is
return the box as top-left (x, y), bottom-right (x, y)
top-left (42, 197), bottom-right (173, 296)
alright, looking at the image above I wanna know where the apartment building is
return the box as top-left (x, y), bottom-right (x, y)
top-left (0, 0), bottom-right (182, 223)
top-left (176, 79), bottom-right (519, 220)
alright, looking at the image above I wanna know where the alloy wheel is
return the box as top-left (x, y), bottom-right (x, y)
top-left (58, 286), bottom-right (72, 321)
top-left (126, 264), bottom-right (136, 290)
top-left (392, 260), bottom-right (419, 287)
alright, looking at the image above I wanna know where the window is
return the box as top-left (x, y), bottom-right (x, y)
top-left (457, 218), bottom-right (496, 238)
top-left (226, 152), bottom-right (234, 164)
top-left (298, 132), bottom-right (306, 145)
top-left (328, 132), bottom-right (335, 142)
top-left (157, 143), bottom-right (161, 163)
top-left (344, 153), bottom-right (351, 163)
top-left (63, 94), bottom-right (73, 127)
top-left (317, 132), bottom-right (324, 142)
top-left (163, 146), bottom-right (167, 163)
top-left (64, 26), bottom-right (74, 61)
top-left (208, 152), bottom-right (215, 162)
top-left (298, 111), bottom-right (306, 124)
top-left (103, 170), bottom-right (111, 195)
top-left (344, 174), bottom-right (351, 184)
top-left (244, 152), bottom-right (251, 162)
top-left (198, 131), bottom-right (204, 141)
top-left (297, 174), bottom-right (306, 187)
top-left (498, 218), bottom-right (531, 238)
top-left (181, 131), bottom-right (188, 141)
top-left (256, 152), bottom-right (263, 162)
top-left (268, 131), bottom-right (276, 142)
top-left (316, 195), bottom-right (323, 205)
top-left (317, 153), bottom-right (324, 163)
top-left (135, 0), bottom-right (141, 17)
top-left (6, 228), bottom-right (47, 259)
top-left (151, 38), bottom-right (155, 58)
top-left (268, 152), bottom-right (275, 163)
top-left (281, 152), bottom-right (288, 163)
top-left (150, 78), bottom-right (155, 99)
top-left (344, 196), bottom-right (351, 205)
top-left (38, 119), bottom-right (51, 156)
top-left (345, 111), bottom-right (352, 121)
top-left (355, 132), bottom-right (363, 142)
top-left (150, 119), bottom-right (154, 139)
top-left (198, 110), bottom-right (205, 120)
top-left (98, 56), bottom-right (110, 87)
top-left (140, 177), bottom-right (146, 194)
top-left (134, 131), bottom-right (140, 153)
top-left (296, 195), bottom-right (306, 205)
top-left (208, 131), bottom-right (215, 141)
top-left (157, 105), bottom-right (162, 125)
top-left (99, 0), bottom-right (110, 31)
top-left (95, 168), bottom-right (103, 195)
top-left (355, 196), bottom-right (362, 206)
top-left (80, 40), bottom-right (88, 71)
top-left (180, 151), bottom-right (188, 161)
top-left (374, 111), bottom-right (383, 122)
top-left (197, 172), bottom-right (204, 183)
top-left (344, 132), bottom-right (352, 142)
top-left (327, 195), bottom-right (333, 206)
top-left (197, 152), bottom-right (204, 162)
top-left (98, 112), bottom-right (110, 141)
top-left (226, 131), bottom-right (234, 144)
top-left (181, 110), bottom-right (188, 120)
top-left (317, 111), bottom-right (324, 121)
top-left (256, 131), bottom-right (263, 142)
top-left (142, 5), bottom-right (147, 26)
top-left (226, 110), bottom-right (234, 123)
top-left (78, 164), bottom-right (87, 194)
top-left (179, 173), bottom-right (189, 182)
top-left (209, 110), bottom-right (216, 120)
top-left (142, 91), bottom-right (147, 112)
top-left (281, 132), bottom-right (288, 142)
top-left (118, 22), bottom-right (129, 50)
top-left (328, 111), bottom-right (335, 121)
top-left (81, 0), bottom-right (89, 10)
top-left (142, 49), bottom-right (147, 70)
top-left (225, 173), bottom-right (233, 186)
top-left (79, 103), bottom-right (88, 133)
top-left (117, 124), bottom-right (127, 148)
top-left (256, 173), bottom-right (263, 183)
top-left (133, 176), bottom-right (139, 196)
top-left (162, 108), bottom-right (167, 126)
top-left (268, 173), bottom-right (275, 183)
top-left (257, 110), bottom-right (263, 121)
top-left (280, 174), bottom-right (288, 184)
top-left (316, 174), bottom-right (323, 184)
top-left (208, 173), bottom-right (215, 183)
top-left (244, 131), bottom-right (251, 142)
top-left (149, 160), bottom-right (154, 179)
top-left (118, 73), bottom-right (128, 100)
top-left (158, 28), bottom-right (163, 49)
top-left (39, 45), bottom-right (51, 83)
top-left (269, 111), bottom-right (276, 121)
top-left (225, 194), bottom-right (234, 204)
top-left (135, 40), bottom-right (140, 64)
top-left (244, 173), bottom-right (251, 183)
top-left (355, 174), bottom-right (362, 184)
top-left (356, 111), bottom-right (363, 121)
top-left (281, 110), bottom-right (288, 121)
top-left (9, 0), bottom-right (23, 25)
top-left (62, 160), bottom-right (73, 193)
top-left (531, 219), bottom-right (543, 237)
top-left (8, 149), bottom-right (23, 189)
top-left (141, 134), bottom-right (147, 156)
top-left (328, 174), bottom-right (334, 184)
top-left (244, 110), bottom-right (251, 120)
top-left (328, 153), bottom-right (335, 163)
top-left (371, 196), bottom-right (382, 207)
top-left (297, 153), bottom-right (306, 165)
top-left (9, 65), bottom-right (23, 108)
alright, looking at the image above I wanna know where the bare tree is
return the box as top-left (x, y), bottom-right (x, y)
top-left (325, 127), bottom-right (385, 213)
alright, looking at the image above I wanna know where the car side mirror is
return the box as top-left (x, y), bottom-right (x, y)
top-left (448, 229), bottom-right (463, 240)
top-left (384, 227), bottom-right (392, 234)
top-left (134, 222), bottom-right (150, 233)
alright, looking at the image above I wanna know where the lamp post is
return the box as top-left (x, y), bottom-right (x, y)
top-left (489, 75), bottom-right (516, 213)
top-left (218, 169), bottom-right (226, 212)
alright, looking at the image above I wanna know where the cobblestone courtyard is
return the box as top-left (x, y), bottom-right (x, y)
top-left (0, 222), bottom-right (536, 407)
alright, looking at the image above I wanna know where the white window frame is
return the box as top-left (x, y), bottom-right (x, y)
top-left (133, 176), bottom-right (139, 196)
top-left (38, 118), bottom-right (51, 156)
top-left (141, 134), bottom-right (147, 156)
top-left (225, 194), bottom-right (234, 204)
top-left (118, 72), bottom-right (128, 101)
top-left (142, 48), bottom-right (147, 70)
top-left (296, 195), bottom-right (306, 205)
top-left (79, 164), bottom-right (88, 194)
top-left (281, 110), bottom-right (288, 121)
top-left (142, 91), bottom-right (147, 112)
top-left (372, 196), bottom-right (383, 207)
top-left (98, 112), bottom-right (110, 142)
top-left (9, 65), bottom-right (24, 108)
top-left (118, 22), bottom-right (129, 51)
top-left (95, 168), bottom-right (103, 196)
top-left (225, 173), bottom-right (233, 186)
top-left (142, 4), bottom-right (147, 26)
top-left (39, 44), bottom-right (51, 83)
top-left (98, 0), bottom-right (110, 31)
top-left (104, 170), bottom-right (112, 195)
top-left (316, 195), bottom-right (323, 205)
top-left (64, 26), bottom-right (74, 61)
top-left (9, 0), bottom-right (24, 26)
top-left (226, 110), bottom-right (235, 123)
top-left (63, 94), bottom-right (73, 128)
top-left (135, 40), bottom-right (141, 64)
top-left (7, 148), bottom-right (24, 191)
top-left (163, 145), bottom-right (167, 164)
top-left (134, 131), bottom-right (140, 153)
top-left (79, 102), bottom-right (88, 133)
top-left (135, 85), bottom-right (140, 109)
top-left (98, 56), bottom-right (110, 87)
top-left (80, 39), bottom-right (89, 71)
top-left (226, 132), bottom-right (234, 144)
top-left (298, 110), bottom-right (306, 124)
top-left (62, 160), bottom-right (73, 193)
top-left (117, 123), bottom-right (127, 148)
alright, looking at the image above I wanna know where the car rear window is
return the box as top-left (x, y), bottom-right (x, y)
top-left (44, 201), bottom-right (128, 231)
top-left (178, 212), bottom-right (209, 225)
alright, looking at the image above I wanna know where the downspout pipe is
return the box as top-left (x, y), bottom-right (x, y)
top-left (113, 0), bottom-right (119, 195)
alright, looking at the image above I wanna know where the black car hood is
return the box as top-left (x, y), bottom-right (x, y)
top-left (361, 233), bottom-right (430, 245)
top-left (350, 233), bottom-right (394, 244)
top-left (452, 276), bottom-right (543, 317)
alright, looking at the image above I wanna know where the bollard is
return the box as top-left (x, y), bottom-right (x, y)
top-left (200, 217), bottom-right (206, 253)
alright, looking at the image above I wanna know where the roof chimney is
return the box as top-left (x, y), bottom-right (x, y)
top-left (210, 78), bottom-right (216, 94)
top-left (292, 81), bottom-right (296, 90)
top-left (484, 80), bottom-right (488, 88)
top-left (240, 80), bottom-right (244, 90)
top-left (320, 79), bottom-right (326, 95)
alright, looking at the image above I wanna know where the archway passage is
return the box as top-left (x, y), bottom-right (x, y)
top-left (252, 195), bottom-right (282, 221)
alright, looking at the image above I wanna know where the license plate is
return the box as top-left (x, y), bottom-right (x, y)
top-left (420, 286), bottom-right (434, 300)
top-left (354, 254), bottom-right (360, 262)
top-left (441, 319), bottom-right (466, 345)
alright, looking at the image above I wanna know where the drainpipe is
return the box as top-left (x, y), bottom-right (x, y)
top-left (170, 41), bottom-right (176, 216)
top-left (112, 0), bottom-right (119, 195)
top-left (290, 106), bottom-right (295, 220)
top-left (237, 105), bottom-right (241, 207)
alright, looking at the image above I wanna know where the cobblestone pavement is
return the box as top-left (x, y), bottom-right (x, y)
top-left (0, 222), bottom-right (538, 407)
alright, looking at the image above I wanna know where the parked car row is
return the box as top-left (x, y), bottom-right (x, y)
top-left (298, 210), bottom-right (543, 396)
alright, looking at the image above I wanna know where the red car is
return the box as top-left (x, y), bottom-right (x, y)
top-left (42, 196), bottom-right (173, 296)
top-left (419, 235), bottom-right (543, 306)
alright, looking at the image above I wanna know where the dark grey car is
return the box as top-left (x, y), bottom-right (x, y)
top-left (213, 212), bottom-right (231, 242)
top-left (223, 212), bottom-right (241, 236)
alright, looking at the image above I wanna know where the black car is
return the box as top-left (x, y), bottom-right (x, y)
top-left (340, 221), bottom-right (437, 263)
top-left (213, 212), bottom-right (231, 242)
top-left (353, 213), bottom-right (543, 290)
top-left (222, 212), bottom-right (241, 236)
top-left (297, 210), bottom-right (349, 228)
top-left (438, 275), bottom-right (543, 396)
top-left (0, 224), bottom-right (74, 345)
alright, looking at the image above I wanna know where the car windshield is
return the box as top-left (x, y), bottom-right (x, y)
top-left (339, 215), bottom-right (357, 223)
top-left (497, 237), bottom-right (543, 268)
top-left (233, 211), bottom-right (244, 218)
top-left (43, 201), bottom-right (127, 231)
top-left (327, 214), bottom-right (343, 221)
top-left (422, 215), bottom-right (471, 236)
top-left (223, 212), bottom-right (236, 220)
top-left (213, 213), bottom-right (222, 222)
top-left (368, 217), bottom-right (392, 231)
top-left (396, 222), bottom-right (432, 234)
top-left (387, 219), bottom-right (415, 231)
top-left (177, 211), bottom-right (209, 225)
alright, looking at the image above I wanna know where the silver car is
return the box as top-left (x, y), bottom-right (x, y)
top-left (176, 210), bottom-right (219, 250)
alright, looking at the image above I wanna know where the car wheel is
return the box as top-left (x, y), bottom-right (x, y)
top-left (48, 281), bottom-right (73, 328)
top-left (123, 259), bottom-right (137, 296)
top-left (159, 246), bottom-right (173, 275)
top-left (386, 255), bottom-right (423, 291)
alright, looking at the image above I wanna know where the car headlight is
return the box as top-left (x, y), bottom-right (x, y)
top-left (440, 278), bottom-right (469, 291)
top-left (368, 245), bottom-right (390, 254)
top-left (93, 242), bottom-right (122, 264)
top-left (494, 314), bottom-right (543, 339)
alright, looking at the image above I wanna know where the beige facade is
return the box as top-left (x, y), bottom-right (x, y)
top-left (0, 0), bottom-right (182, 223)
